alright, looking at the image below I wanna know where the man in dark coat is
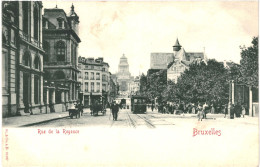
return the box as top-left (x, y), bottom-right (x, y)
top-left (111, 101), bottom-right (119, 121)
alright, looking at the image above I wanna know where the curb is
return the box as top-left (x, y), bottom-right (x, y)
top-left (19, 115), bottom-right (69, 127)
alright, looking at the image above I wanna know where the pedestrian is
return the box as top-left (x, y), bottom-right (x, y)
top-left (111, 101), bottom-right (119, 121)
top-left (197, 103), bottom-right (203, 121)
top-left (151, 103), bottom-right (154, 112)
top-left (90, 103), bottom-right (93, 116)
top-left (203, 102), bottom-right (208, 119)
top-left (192, 105), bottom-right (196, 114)
top-left (241, 104), bottom-right (246, 118)
top-left (211, 104), bottom-right (215, 114)
top-left (224, 104), bottom-right (228, 118)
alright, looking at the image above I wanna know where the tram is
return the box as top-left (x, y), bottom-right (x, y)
top-left (131, 95), bottom-right (147, 114)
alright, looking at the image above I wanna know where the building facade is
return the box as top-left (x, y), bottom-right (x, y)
top-left (129, 76), bottom-right (140, 95)
top-left (42, 5), bottom-right (81, 113)
top-left (116, 54), bottom-right (133, 96)
top-left (167, 39), bottom-right (205, 83)
top-left (2, 1), bottom-right (45, 117)
top-left (78, 56), bottom-right (111, 107)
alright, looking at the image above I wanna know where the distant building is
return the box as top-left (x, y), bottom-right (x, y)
top-left (167, 38), bottom-right (206, 83)
top-left (150, 53), bottom-right (174, 70)
top-left (129, 76), bottom-right (140, 95)
top-left (116, 54), bottom-right (133, 96)
top-left (78, 56), bottom-right (111, 107)
top-left (42, 4), bottom-right (81, 112)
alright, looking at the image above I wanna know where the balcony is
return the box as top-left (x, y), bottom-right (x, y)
top-left (19, 31), bottom-right (29, 42)
top-left (19, 30), bottom-right (42, 49)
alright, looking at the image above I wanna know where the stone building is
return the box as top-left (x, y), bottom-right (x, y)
top-left (78, 56), bottom-right (110, 108)
top-left (129, 76), bottom-right (140, 95)
top-left (2, 1), bottom-right (45, 117)
top-left (42, 4), bottom-right (81, 112)
top-left (167, 39), bottom-right (205, 83)
top-left (108, 72), bottom-right (117, 103)
top-left (224, 61), bottom-right (259, 117)
top-left (116, 54), bottom-right (133, 96)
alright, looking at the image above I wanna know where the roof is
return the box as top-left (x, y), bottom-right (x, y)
top-left (173, 38), bottom-right (182, 47)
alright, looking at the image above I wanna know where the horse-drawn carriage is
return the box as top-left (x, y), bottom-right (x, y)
top-left (91, 102), bottom-right (106, 116)
top-left (69, 103), bottom-right (83, 119)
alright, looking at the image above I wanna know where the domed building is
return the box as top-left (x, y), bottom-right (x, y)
top-left (116, 54), bottom-right (133, 96)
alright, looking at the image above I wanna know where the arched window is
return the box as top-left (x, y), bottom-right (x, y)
top-left (34, 56), bottom-right (40, 70)
top-left (56, 41), bottom-right (65, 61)
top-left (54, 71), bottom-right (65, 80)
top-left (22, 1), bottom-right (29, 34)
top-left (23, 51), bottom-right (31, 67)
top-left (43, 41), bottom-right (49, 62)
top-left (33, 6), bottom-right (39, 40)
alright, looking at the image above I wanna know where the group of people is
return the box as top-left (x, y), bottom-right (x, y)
top-left (152, 101), bottom-right (248, 121)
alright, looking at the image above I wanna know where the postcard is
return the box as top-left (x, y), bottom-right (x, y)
top-left (2, 1), bottom-right (259, 167)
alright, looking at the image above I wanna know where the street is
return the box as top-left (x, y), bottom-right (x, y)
top-left (3, 108), bottom-right (258, 167)
top-left (21, 108), bottom-right (229, 128)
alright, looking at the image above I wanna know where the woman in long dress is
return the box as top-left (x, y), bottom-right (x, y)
top-left (242, 104), bottom-right (246, 118)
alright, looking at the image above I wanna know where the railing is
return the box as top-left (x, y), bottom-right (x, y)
top-left (19, 31), bottom-right (29, 42)
top-left (19, 30), bottom-right (42, 49)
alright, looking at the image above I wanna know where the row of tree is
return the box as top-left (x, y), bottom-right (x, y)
top-left (139, 37), bottom-right (258, 106)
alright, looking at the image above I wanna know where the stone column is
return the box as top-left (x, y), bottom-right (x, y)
top-left (18, 71), bottom-right (24, 108)
top-left (45, 87), bottom-right (49, 105)
top-left (249, 86), bottom-right (252, 117)
top-left (231, 81), bottom-right (235, 104)
top-left (30, 2), bottom-right (34, 41)
top-left (61, 91), bottom-right (65, 103)
top-left (39, 5), bottom-right (42, 48)
top-left (52, 89), bottom-right (56, 104)
top-left (45, 87), bottom-right (49, 113)
top-left (19, 2), bottom-right (23, 31)
top-left (75, 84), bottom-right (78, 100)
top-left (31, 73), bottom-right (35, 106)
top-left (40, 76), bottom-right (44, 105)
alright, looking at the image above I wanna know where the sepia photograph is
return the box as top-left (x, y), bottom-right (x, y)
top-left (1, 0), bottom-right (259, 166)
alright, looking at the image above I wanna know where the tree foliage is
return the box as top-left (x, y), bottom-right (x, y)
top-left (239, 36), bottom-right (258, 88)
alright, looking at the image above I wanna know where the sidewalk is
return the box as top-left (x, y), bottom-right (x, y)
top-left (2, 109), bottom-right (91, 128)
top-left (147, 109), bottom-right (259, 124)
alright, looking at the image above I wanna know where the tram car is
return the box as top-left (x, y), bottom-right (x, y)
top-left (131, 96), bottom-right (147, 114)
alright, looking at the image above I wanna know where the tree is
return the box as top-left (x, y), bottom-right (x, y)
top-left (146, 69), bottom-right (167, 103)
top-left (139, 73), bottom-right (148, 96)
top-left (167, 59), bottom-right (229, 105)
top-left (239, 36), bottom-right (258, 88)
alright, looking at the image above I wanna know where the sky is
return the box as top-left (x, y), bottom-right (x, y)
top-left (43, 0), bottom-right (258, 76)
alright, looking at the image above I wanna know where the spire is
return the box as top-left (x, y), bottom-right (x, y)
top-left (174, 38), bottom-right (181, 47)
top-left (68, 3), bottom-right (78, 18)
top-left (71, 3), bottom-right (74, 12)
top-left (173, 38), bottom-right (182, 52)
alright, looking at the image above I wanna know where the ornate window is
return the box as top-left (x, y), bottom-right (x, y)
top-left (54, 71), bottom-right (66, 80)
top-left (34, 56), bottom-right (40, 70)
top-left (22, 1), bottom-right (29, 34)
top-left (85, 82), bottom-right (88, 92)
top-left (85, 72), bottom-right (88, 80)
top-left (23, 51), bottom-right (31, 67)
top-left (91, 82), bottom-right (94, 92)
top-left (97, 82), bottom-right (100, 92)
top-left (33, 6), bottom-right (39, 40)
top-left (96, 73), bottom-right (100, 80)
top-left (91, 72), bottom-right (94, 80)
top-left (56, 41), bottom-right (65, 61)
